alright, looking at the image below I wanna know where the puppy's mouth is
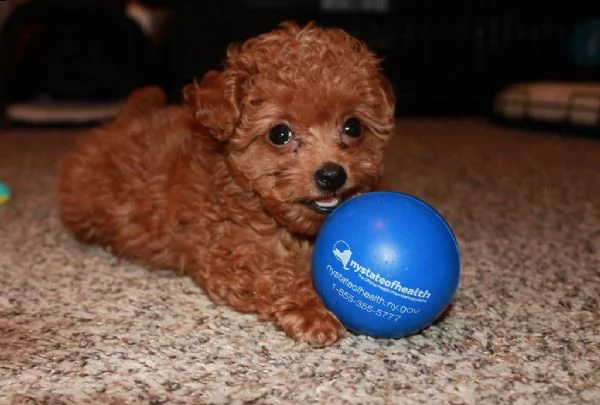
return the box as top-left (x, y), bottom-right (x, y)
top-left (302, 189), bottom-right (360, 215)
top-left (305, 195), bottom-right (342, 214)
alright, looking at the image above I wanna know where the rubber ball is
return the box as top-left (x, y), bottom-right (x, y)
top-left (312, 192), bottom-right (461, 338)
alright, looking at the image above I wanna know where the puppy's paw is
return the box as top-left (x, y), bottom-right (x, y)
top-left (278, 300), bottom-right (345, 347)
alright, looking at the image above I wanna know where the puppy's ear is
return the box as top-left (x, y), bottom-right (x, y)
top-left (183, 70), bottom-right (240, 142)
top-left (379, 73), bottom-right (396, 119)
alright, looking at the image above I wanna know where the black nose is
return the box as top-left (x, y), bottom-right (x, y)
top-left (315, 162), bottom-right (347, 192)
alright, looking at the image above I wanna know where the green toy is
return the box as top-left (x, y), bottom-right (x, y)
top-left (0, 181), bottom-right (11, 204)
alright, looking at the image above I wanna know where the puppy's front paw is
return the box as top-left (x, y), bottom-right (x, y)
top-left (278, 300), bottom-right (345, 347)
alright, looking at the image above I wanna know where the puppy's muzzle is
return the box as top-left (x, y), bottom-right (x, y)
top-left (303, 162), bottom-right (349, 214)
top-left (315, 162), bottom-right (347, 193)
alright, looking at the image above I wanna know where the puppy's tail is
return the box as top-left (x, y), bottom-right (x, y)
top-left (118, 86), bottom-right (167, 117)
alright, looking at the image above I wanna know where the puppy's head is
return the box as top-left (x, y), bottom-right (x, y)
top-left (185, 22), bottom-right (395, 237)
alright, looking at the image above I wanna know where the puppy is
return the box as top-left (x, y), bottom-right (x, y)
top-left (59, 22), bottom-right (395, 346)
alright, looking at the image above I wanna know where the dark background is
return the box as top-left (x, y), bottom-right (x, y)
top-left (170, 0), bottom-right (600, 117)
top-left (1, 0), bottom-right (599, 118)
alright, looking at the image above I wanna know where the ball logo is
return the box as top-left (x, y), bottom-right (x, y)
top-left (332, 240), bottom-right (352, 270)
top-left (330, 239), bottom-right (432, 302)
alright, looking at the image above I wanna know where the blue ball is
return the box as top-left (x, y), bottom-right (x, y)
top-left (312, 192), bottom-right (461, 338)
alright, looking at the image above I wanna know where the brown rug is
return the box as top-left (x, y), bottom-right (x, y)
top-left (0, 119), bottom-right (598, 404)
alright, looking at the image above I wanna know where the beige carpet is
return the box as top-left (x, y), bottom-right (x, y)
top-left (0, 119), bottom-right (598, 404)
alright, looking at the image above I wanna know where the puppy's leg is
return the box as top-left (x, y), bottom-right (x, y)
top-left (256, 268), bottom-right (344, 347)
top-left (192, 250), bottom-right (344, 347)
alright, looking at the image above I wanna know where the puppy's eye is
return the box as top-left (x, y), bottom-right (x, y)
top-left (343, 117), bottom-right (362, 138)
top-left (268, 124), bottom-right (293, 146)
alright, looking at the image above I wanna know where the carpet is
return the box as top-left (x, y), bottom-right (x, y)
top-left (0, 119), bottom-right (598, 404)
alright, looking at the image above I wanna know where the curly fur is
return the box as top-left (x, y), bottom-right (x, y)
top-left (59, 21), bottom-right (395, 346)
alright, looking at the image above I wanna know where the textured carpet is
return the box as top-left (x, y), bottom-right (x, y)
top-left (0, 120), bottom-right (598, 404)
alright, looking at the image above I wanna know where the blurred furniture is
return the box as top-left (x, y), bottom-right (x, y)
top-left (494, 82), bottom-right (600, 134)
top-left (0, 0), bottom-right (157, 125)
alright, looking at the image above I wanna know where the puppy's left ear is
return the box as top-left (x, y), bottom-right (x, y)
top-left (183, 70), bottom-right (240, 142)
top-left (364, 73), bottom-right (396, 136)
top-left (379, 73), bottom-right (396, 120)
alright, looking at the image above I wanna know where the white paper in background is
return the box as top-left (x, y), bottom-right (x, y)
top-left (320, 0), bottom-right (390, 12)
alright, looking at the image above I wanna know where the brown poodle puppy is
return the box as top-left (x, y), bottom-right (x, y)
top-left (59, 22), bottom-right (395, 346)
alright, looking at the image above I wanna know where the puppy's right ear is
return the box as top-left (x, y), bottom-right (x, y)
top-left (183, 70), bottom-right (240, 142)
